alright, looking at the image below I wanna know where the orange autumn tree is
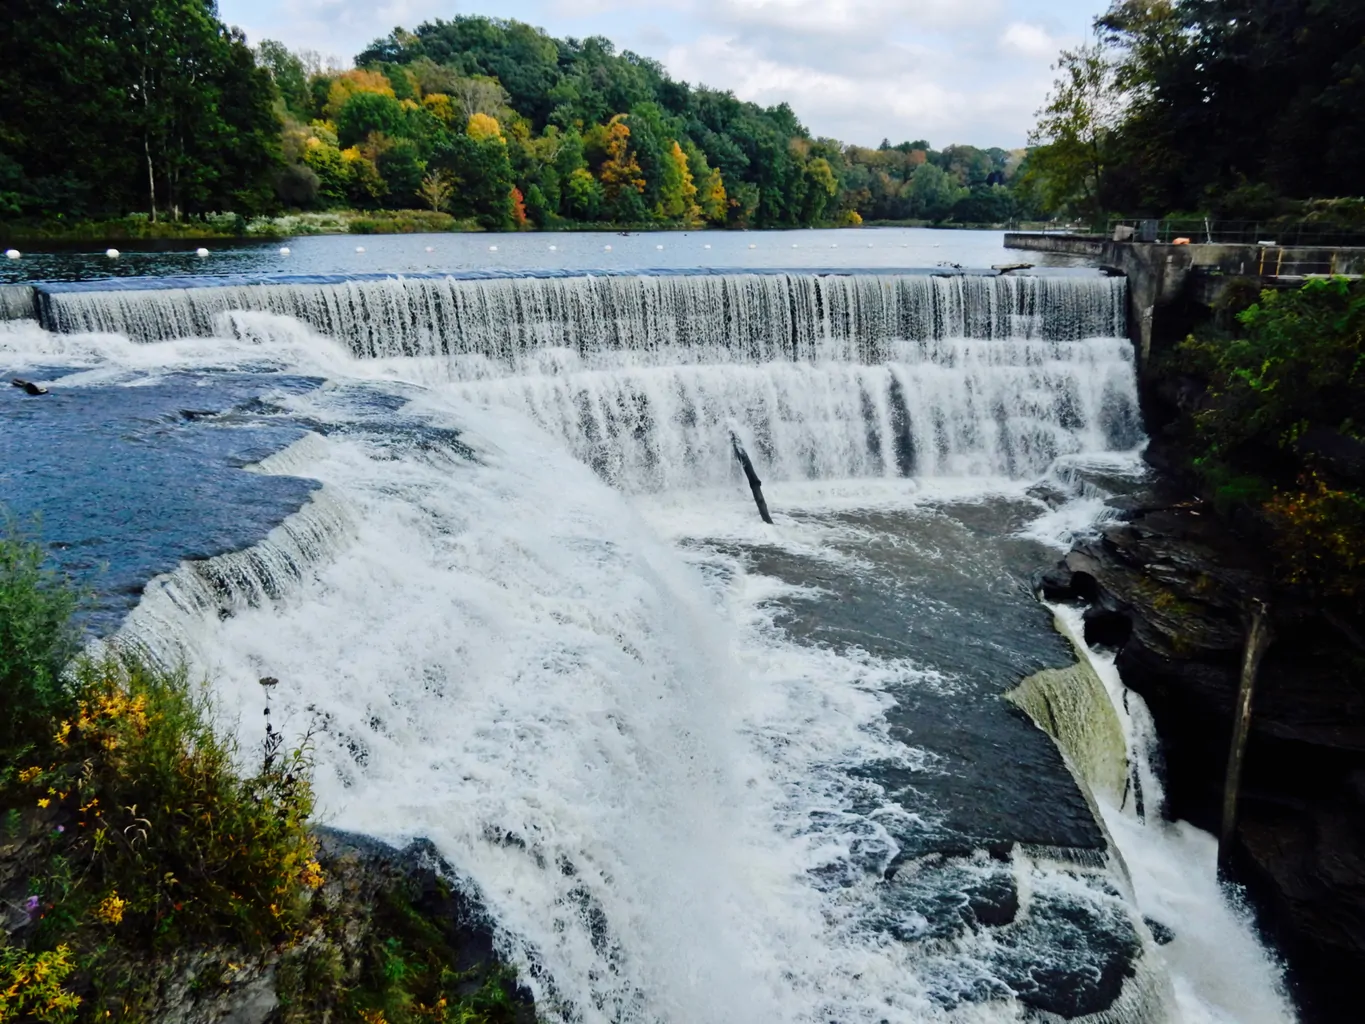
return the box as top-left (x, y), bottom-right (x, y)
top-left (510, 186), bottom-right (528, 227)
top-left (597, 115), bottom-right (645, 205)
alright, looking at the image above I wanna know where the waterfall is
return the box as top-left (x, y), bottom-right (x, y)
top-left (19, 266), bottom-right (1198, 1023)
top-left (37, 270), bottom-right (1127, 354)
top-left (1014, 606), bottom-right (1297, 1023)
top-left (34, 271), bottom-right (1139, 494)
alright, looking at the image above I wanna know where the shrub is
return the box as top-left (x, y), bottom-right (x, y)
top-left (1175, 277), bottom-right (1365, 597)
top-left (0, 945), bottom-right (82, 1023)
top-left (0, 521), bottom-right (80, 763)
top-left (21, 655), bottom-right (319, 953)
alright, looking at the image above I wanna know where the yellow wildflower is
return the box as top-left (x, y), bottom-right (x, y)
top-left (37, 797), bottom-right (50, 809)
top-left (94, 891), bottom-right (127, 925)
top-left (18, 766), bottom-right (42, 783)
top-left (54, 720), bottom-right (71, 745)
top-left (299, 859), bottom-right (325, 889)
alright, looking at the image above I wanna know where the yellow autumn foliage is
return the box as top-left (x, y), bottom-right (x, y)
top-left (466, 112), bottom-right (504, 142)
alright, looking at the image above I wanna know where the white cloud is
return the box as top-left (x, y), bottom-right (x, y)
top-left (999, 22), bottom-right (1059, 59)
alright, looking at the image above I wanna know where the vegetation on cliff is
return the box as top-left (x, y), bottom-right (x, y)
top-left (1, 2), bottom-right (1032, 234)
top-left (1172, 277), bottom-right (1365, 603)
top-left (0, 522), bottom-right (528, 1023)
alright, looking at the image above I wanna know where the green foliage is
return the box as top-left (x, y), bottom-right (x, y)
top-left (278, 875), bottom-right (526, 1024)
top-left (2, 6), bottom-right (1038, 230)
top-left (18, 654), bottom-right (320, 953)
top-left (1025, 40), bottom-right (1122, 222)
top-left (338, 93), bottom-right (407, 149)
top-left (1037, 1), bottom-right (1365, 214)
top-left (1176, 277), bottom-right (1365, 597)
top-left (0, 522), bottom-right (80, 764)
top-left (0, 945), bottom-right (82, 1023)
top-left (0, 0), bottom-right (281, 221)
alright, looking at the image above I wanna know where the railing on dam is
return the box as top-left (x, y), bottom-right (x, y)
top-left (1106, 218), bottom-right (1365, 249)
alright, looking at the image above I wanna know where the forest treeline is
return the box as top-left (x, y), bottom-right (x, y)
top-left (6, 1), bottom-right (1358, 232)
top-left (0, 1), bottom-right (1028, 231)
top-left (1027, 0), bottom-right (1365, 223)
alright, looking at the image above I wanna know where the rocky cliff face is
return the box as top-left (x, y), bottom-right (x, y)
top-left (1039, 471), bottom-right (1365, 1023)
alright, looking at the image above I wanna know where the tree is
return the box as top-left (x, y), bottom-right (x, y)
top-left (908, 163), bottom-right (962, 222)
top-left (418, 168), bottom-right (454, 211)
top-left (257, 40), bottom-right (309, 116)
top-left (659, 140), bottom-right (699, 223)
top-left (563, 167), bottom-right (604, 220)
top-left (336, 92), bottom-right (405, 148)
top-left (1026, 39), bottom-right (1124, 222)
top-left (323, 69), bottom-right (395, 121)
top-left (375, 137), bottom-right (424, 206)
top-left (596, 116), bottom-right (645, 214)
top-left (466, 112), bottom-right (504, 142)
top-left (699, 167), bottom-right (727, 224)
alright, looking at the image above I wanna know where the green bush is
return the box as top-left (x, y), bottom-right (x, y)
top-left (1175, 276), bottom-right (1365, 597)
top-left (20, 654), bottom-right (320, 953)
top-left (0, 521), bottom-right (80, 762)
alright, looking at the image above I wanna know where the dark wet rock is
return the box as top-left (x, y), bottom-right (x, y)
top-left (1049, 463), bottom-right (1365, 1022)
top-left (1082, 600), bottom-right (1133, 648)
top-left (1036, 565), bottom-right (1078, 602)
top-left (881, 851), bottom-right (1147, 1018)
top-left (11, 377), bottom-right (48, 395)
top-left (1144, 916), bottom-right (1176, 945)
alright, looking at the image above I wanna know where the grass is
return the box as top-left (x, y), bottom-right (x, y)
top-left (0, 210), bottom-right (482, 242)
top-left (0, 523), bottom-right (527, 1022)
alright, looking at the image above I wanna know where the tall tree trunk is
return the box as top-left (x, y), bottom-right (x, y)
top-left (145, 135), bottom-right (157, 223)
top-left (142, 63), bottom-right (157, 222)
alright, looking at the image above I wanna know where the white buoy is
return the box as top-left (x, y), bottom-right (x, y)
top-left (604, 244), bottom-right (612, 251)
top-left (279, 247), bottom-right (291, 255)
top-left (656, 244), bottom-right (664, 250)
top-left (424, 246), bottom-right (433, 253)
top-left (195, 247), bottom-right (209, 257)
top-left (547, 245), bottom-right (555, 251)
top-left (4, 249), bottom-right (19, 259)
top-left (355, 246), bottom-right (366, 253)
top-left (791, 243), bottom-right (798, 248)
top-left (867, 243), bottom-right (874, 248)
top-left (748, 243), bottom-right (756, 249)
top-left (490, 245), bottom-right (499, 252)
top-left (831, 243), bottom-right (838, 248)
top-left (105, 248), bottom-right (120, 258)
top-left (704, 244), bottom-right (711, 249)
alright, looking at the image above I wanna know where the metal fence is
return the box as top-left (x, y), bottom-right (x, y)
top-left (1105, 218), bottom-right (1365, 248)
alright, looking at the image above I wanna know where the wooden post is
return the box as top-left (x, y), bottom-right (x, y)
top-left (730, 435), bottom-right (774, 524)
top-left (1219, 600), bottom-right (1273, 873)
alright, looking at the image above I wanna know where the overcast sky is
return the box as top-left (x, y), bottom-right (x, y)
top-left (218, 0), bottom-right (1102, 149)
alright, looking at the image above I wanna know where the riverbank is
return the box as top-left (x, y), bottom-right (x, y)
top-left (0, 210), bottom-right (480, 243)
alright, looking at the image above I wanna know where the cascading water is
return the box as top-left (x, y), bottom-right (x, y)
top-left (2, 268), bottom-right (1291, 1023)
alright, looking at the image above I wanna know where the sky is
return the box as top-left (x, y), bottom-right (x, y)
top-left (217, 0), bottom-right (1103, 149)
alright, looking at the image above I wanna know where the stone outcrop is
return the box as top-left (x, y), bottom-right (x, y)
top-left (1039, 476), bottom-right (1365, 1023)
